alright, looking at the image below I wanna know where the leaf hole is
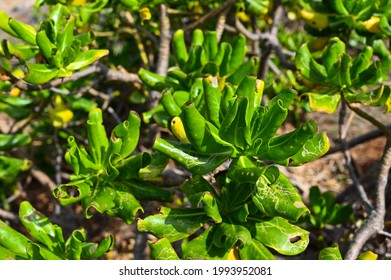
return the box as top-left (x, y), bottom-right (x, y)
top-left (289, 236), bottom-right (302, 244)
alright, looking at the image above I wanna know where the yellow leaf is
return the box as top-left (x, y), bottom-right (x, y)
top-left (170, 116), bottom-right (190, 143)
top-left (227, 247), bottom-right (240, 260)
top-left (49, 95), bottom-right (74, 128)
top-left (357, 251), bottom-right (378, 260)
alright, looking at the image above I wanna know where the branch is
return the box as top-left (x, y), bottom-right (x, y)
top-left (327, 124), bottom-right (391, 155)
top-left (155, 4), bottom-right (171, 77)
top-left (343, 101), bottom-right (391, 259)
top-left (234, 3), bottom-right (295, 79)
top-left (345, 136), bottom-right (391, 259)
top-left (11, 62), bottom-right (141, 92)
top-left (183, 0), bottom-right (239, 32)
top-left (150, 4), bottom-right (171, 106)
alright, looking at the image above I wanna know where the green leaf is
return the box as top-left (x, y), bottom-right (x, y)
top-left (182, 226), bottom-right (231, 260)
top-left (219, 97), bottom-right (251, 149)
top-left (84, 0), bottom-right (110, 12)
top-left (115, 180), bottom-right (173, 203)
top-left (213, 222), bottom-right (252, 249)
top-left (226, 56), bottom-right (259, 85)
top-left (138, 68), bottom-right (167, 91)
top-left (275, 132), bottom-right (330, 166)
top-left (253, 172), bottom-right (309, 222)
top-left (296, 43), bottom-right (328, 84)
top-left (0, 155), bottom-right (31, 187)
top-left (239, 238), bottom-right (275, 260)
top-left (53, 176), bottom-right (94, 206)
top-left (227, 156), bottom-right (268, 184)
top-left (350, 46), bottom-right (373, 81)
top-left (188, 191), bottom-right (222, 223)
top-left (203, 31), bottom-right (218, 62)
top-left (2, 41), bottom-right (38, 60)
top-left (228, 34), bottom-right (247, 73)
top-left (149, 238), bottom-right (180, 260)
top-left (319, 243), bottom-right (343, 260)
top-left (153, 138), bottom-right (232, 175)
top-left (139, 151), bottom-right (169, 180)
top-left (0, 246), bottom-right (17, 260)
top-left (250, 88), bottom-right (296, 143)
top-left (172, 30), bottom-right (188, 69)
top-left (354, 61), bottom-right (383, 88)
top-left (24, 63), bottom-right (59, 84)
top-left (0, 11), bottom-right (18, 37)
top-left (8, 18), bottom-right (37, 45)
top-left (321, 37), bottom-right (346, 74)
top-left (66, 49), bottom-right (109, 71)
top-left (253, 217), bottom-right (310, 255)
top-left (109, 111), bottom-right (140, 160)
top-left (0, 219), bottom-right (30, 258)
top-left (137, 207), bottom-right (209, 242)
top-left (106, 185), bottom-right (143, 224)
top-left (181, 101), bottom-right (233, 153)
top-left (202, 77), bottom-right (221, 127)
top-left (87, 108), bottom-right (109, 165)
top-left (19, 201), bottom-right (64, 255)
top-left (80, 234), bottom-right (113, 259)
top-left (0, 133), bottom-right (31, 151)
top-left (57, 16), bottom-right (74, 56)
top-left (259, 120), bottom-right (318, 161)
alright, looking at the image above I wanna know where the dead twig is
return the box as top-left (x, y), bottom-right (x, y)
top-left (183, 0), bottom-right (239, 32)
top-left (0, 208), bottom-right (18, 221)
top-left (339, 100), bottom-right (373, 212)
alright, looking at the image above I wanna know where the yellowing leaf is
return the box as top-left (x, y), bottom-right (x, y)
top-left (227, 247), bottom-right (240, 260)
top-left (49, 95), bottom-right (74, 128)
top-left (357, 251), bottom-right (378, 260)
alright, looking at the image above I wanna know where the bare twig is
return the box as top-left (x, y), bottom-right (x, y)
top-left (183, 0), bottom-right (239, 32)
top-left (327, 124), bottom-right (391, 155)
top-left (30, 166), bottom-right (57, 191)
top-left (54, 129), bottom-right (62, 186)
top-left (339, 100), bottom-right (373, 212)
top-left (216, 9), bottom-right (228, 42)
top-left (11, 62), bottom-right (141, 92)
top-left (0, 208), bottom-right (18, 221)
top-left (234, 2), bottom-right (295, 79)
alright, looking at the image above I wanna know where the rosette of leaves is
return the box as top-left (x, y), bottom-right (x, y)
top-left (138, 76), bottom-right (330, 259)
top-left (0, 4), bottom-right (108, 84)
top-left (53, 108), bottom-right (173, 223)
top-left (139, 28), bottom-right (259, 124)
top-left (295, 37), bottom-right (391, 113)
top-left (0, 201), bottom-right (113, 260)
